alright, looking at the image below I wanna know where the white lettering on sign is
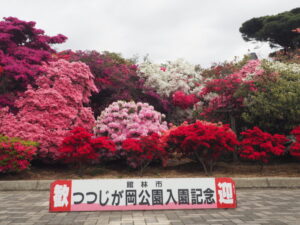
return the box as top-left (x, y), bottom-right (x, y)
top-left (49, 178), bottom-right (236, 212)
top-left (218, 182), bottom-right (233, 204)
top-left (53, 184), bottom-right (70, 207)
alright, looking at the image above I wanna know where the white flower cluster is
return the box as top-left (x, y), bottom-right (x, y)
top-left (264, 61), bottom-right (300, 75)
top-left (138, 59), bottom-right (203, 97)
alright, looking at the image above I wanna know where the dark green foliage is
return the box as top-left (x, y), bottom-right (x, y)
top-left (240, 8), bottom-right (300, 49)
top-left (242, 68), bottom-right (300, 134)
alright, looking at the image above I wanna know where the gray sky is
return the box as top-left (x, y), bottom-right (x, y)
top-left (1, 0), bottom-right (299, 67)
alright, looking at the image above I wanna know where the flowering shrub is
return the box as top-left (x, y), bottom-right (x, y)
top-left (0, 60), bottom-right (98, 160)
top-left (121, 133), bottom-right (167, 173)
top-left (172, 91), bottom-right (198, 109)
top-left (289, 126), bottom-right (300, 158)
top-left (64, 50), bottom-right (171, 115)
top-left (242, 60), bottom-right (300, 134)
top-left (138, 59), bottom-right (203, 98)
top-left (239, 127), bottom-right (287, 165)
top-left (94, 101), bottom-right (168, 148)
top-left (270, 48), bottom-right (300, 64)
top-left (58, 127), bottom-right (116, 172)
top-left (265, 60), bottom-right (300, 74)
top-left (201, 60), bottom-right (243, 79)
top-left (0, 17), bottom-right (67, 109)
top-left (199, 60), bottom-right (262, 122)
top-left (0, 135), bottom-right (38, 173)
top-left (166, 120), bottom-right (238, 174)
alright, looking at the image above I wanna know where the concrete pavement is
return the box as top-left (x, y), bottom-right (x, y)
top-left (1, 177), bottom-right (300, 191)
top-left (0, 188), bottom-right (299, 225)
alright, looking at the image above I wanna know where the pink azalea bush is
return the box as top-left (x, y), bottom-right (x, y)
top-left (0, 59), bottom-right (98, 160)
top-left (0, 135), bottom-right (38, 173)
top-left (0, 17), bottom-right (67, 109)
top-left (94, 101), bottom-right (168, 148)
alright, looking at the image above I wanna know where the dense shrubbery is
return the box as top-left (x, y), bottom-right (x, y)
top-left (121, 133), bottom-right (167, 173)
top-left (55, 50), bottom-right (171, 116)
top-left (0, 17), bottom-right (66, 110)
top-left (58, 127), bottom-right (115, 175)
top-left (242, 61), bottom-right (300, 134)
top-left (238, 127), bottom-right (288, 165)
top-left (289, 126), bottom-right (300, 158)
top-left (166, 121), bottom-right (238, 174)
top-left (93, 100), bottom-right (168, 147)
top-left (0, 59), bottom-right (97, 160)
top-left (0, 16), bottom-right (299, 175)
top-left (0, 135), bottom-right (38, 173)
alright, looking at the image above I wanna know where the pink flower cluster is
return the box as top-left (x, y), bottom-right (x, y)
top-left (94, 101), bottom-right (168, 147)
top-left (0, 60), bottom-right (98, 160)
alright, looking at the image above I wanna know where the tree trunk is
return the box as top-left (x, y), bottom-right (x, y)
top-left (230, 114), bottom-right (239, 162)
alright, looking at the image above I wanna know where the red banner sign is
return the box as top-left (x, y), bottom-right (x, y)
top-left (49, 178), bottom-right (236, 212)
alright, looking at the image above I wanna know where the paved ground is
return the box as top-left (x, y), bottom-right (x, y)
top-left (0, 189), bottom-right (299, 225)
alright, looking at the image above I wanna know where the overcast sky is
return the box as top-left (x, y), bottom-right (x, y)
top-left (1, 0), bottom-right (299, 67)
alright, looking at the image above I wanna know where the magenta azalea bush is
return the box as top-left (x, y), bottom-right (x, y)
top-left (94, 101), bottom-right (168, 147)
top-left (0, 59), bottom-right (98, 160)
top-left (0, 17), bottom-right (67, 109)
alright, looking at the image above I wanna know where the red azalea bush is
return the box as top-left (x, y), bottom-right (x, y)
top-left (0, 135), bottom-right (38, 173)
top-left (167, 120), bottom-right (238, 174)
top-left (289, 126), bottom-right (300, 158)
top-left (58, 127), bottom-right (116, 168)
top-left (0, 60), bottom-right (98, 160)
top-left (199, 60), bottom-right (262, 128)
top-left (239, 127), bottom-right (288, 165)
top-left (121, 133), bottom-right (168, 173)
top-left (172, 91), bottom-right (198, 109)
top-left (0, 17), bottom-right (67, 109)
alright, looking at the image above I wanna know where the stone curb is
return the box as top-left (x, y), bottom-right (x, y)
top-left (0, 177), bottom-right (299, 191)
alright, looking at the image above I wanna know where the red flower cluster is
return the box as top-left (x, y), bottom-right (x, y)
top-left (289, 126), bottom-right (300, 158)
top-left (167, 121), bottom-right (238, 174)
top-left (0, 136), bottom-right (37, 173)
top-left (200, 74), bottom-right (256, 118)
top-left (0, 66), bottom-right (3, 74)
top-left (239, 127), bottom-right (287, 163)
top-left (58, 127), bottom-right (116, 164)
top-left (172, 91), bottom-right (198, 109)
top-left (168, 121), bottom-right (238, 158)
top-left (121, 133), bottom-right (167, 170)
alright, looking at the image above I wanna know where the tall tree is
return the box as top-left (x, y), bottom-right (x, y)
top-left (239, 8), bottom-right (300, 50)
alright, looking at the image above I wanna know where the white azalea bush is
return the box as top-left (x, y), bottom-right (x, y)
top-left (138, 59), bottom-right (204, 123)
top-left (138, 58), bottom-right (203, 98)
top-left (263, 60), bottom-right (300, 75)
